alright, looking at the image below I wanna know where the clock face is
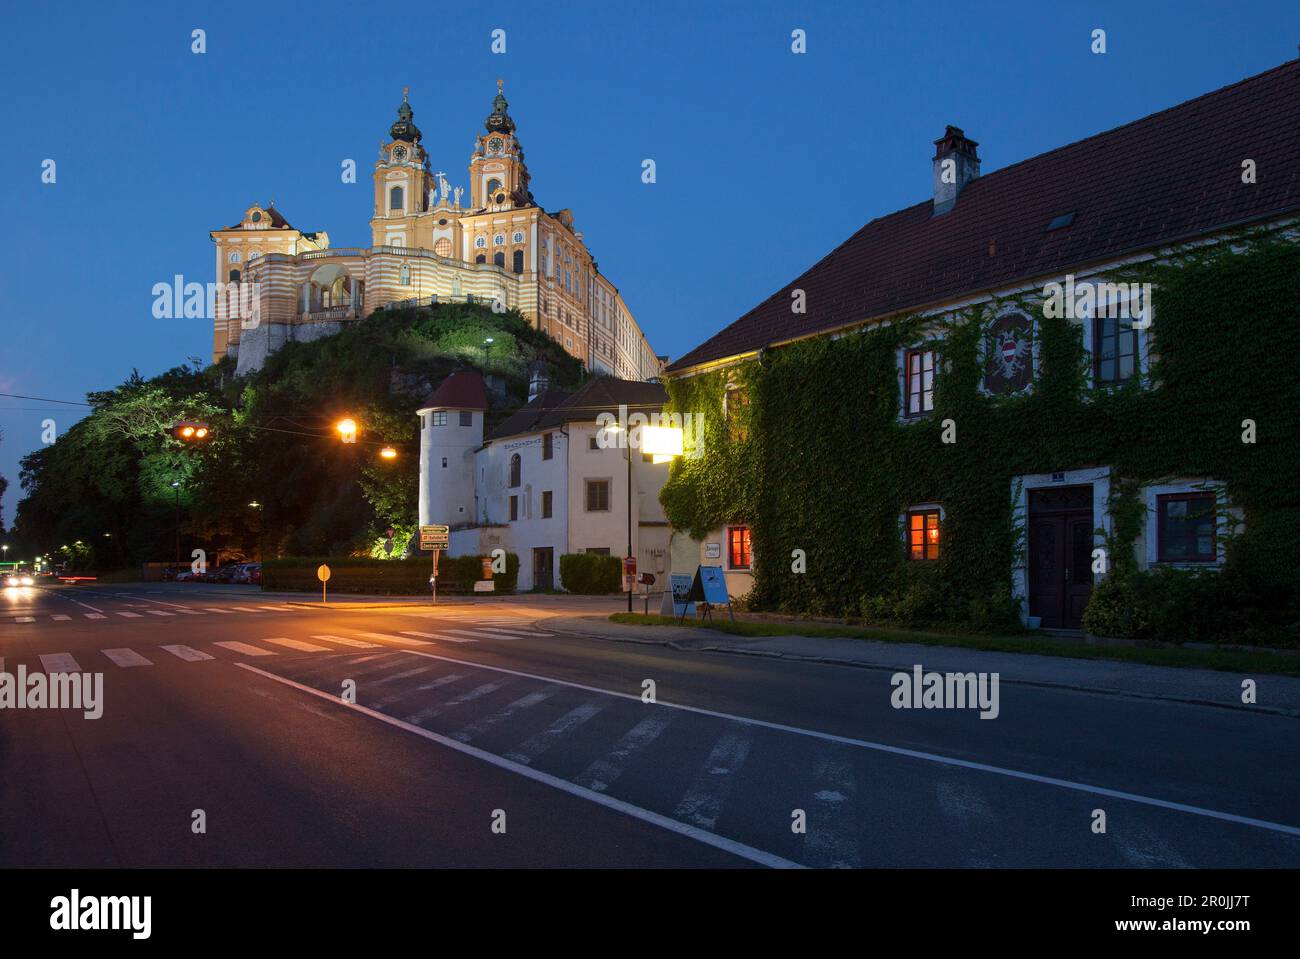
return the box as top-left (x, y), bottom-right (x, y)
top-left (392, 145), bottom-right (408, 161)
top-left (488, 137), bottom-right (504, 153)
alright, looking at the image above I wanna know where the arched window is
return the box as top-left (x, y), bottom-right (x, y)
top-left (509, 453), bottom-right (521, 488)
top-left (389, 186), bottom-right (403, 211)
top-left (494, 251), bottom-right (505, 268)
top-left (475, 254), bottom-right (486, 264)
top-left (228, 251), bottom-right (241, 263)
top-left (493, 234), bottom-right (505, 246)
top-left (228, 269), bottom-right (240, 283)
top-left (513, 249), bottom-right (524, 274)
top-left (399, 264), bottom-right (410, 285)
top-left (434, 238), bottom-right (452, 257)
top-left (487, 178), bottom-right (501, 196)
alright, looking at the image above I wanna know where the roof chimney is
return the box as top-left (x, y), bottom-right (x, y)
top-left (932, 125), bottom-right (980, 215)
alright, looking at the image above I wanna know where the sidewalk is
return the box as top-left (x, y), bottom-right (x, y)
top-left (542, 615), bottom-right (1300, 717)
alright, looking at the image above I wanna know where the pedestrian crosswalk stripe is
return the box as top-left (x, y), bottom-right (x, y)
top-left (15, 617), bottom-right (36, 624)
top-left (400, 630), bottom-right (476, 644)
top-left (400, 679), bottom-right (508, 723)
top-left (175, 609), bottom-right (205, 615)
top-left (116, 612), bottom-right (143, 618)
top-left (145, 610), bottom-right (176, 617)
top-left (310, 634), bottom-right (380, 648)
top-left (470, 626), bottom-right (553, 638)
top-left (574, 716), bottom-right (674, 794)
top-left (257, 605), bottom-right (288, 611)
top-left (672, 728), bottom-right (754, 831)
top-left (263, 637), bottom-right (332, 653)
top-left (504, 701), bottom-right (609, 766)
top-left (102, 648), bottom-right (153, 668)
top-left (442, 628), bottom-right (514, 642)
top-left (205, 608), bottom-right (234, 614)
top-left (161, 645), bottom-right (215, 662)
top-left (51, 614), bottom-right (72, 622)
top-left (84, 613), bottom-right (107, 620)
top-left (355, 631), bottom-right (435, 646)
top-left (213, 641), bottom-right (276, 657)
top-left (451, 688), bottom-right (555, 744)
top-left (228, 606), bottom-right (265, 613)
top-left (39, 653), bottom-right (81, 673)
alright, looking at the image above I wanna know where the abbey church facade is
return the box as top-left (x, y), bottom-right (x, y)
top-left (210, 83), bottom-right (663, 380)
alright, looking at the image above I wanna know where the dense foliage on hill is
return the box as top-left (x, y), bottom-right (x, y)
top-left (11, 303), bottom-right (584, 568)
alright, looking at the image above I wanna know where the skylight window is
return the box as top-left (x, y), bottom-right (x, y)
top-left (1046, 212), bottom-right (1075, 231)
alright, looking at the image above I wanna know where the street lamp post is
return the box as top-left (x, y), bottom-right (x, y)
top-left (171, 481), bottom-right (181, 564)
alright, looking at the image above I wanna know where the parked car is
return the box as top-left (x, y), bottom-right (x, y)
top-left (240, 563), bottom-right (262, 585)
top-left (161, 565), bottom-right (185, 582)
top-left (212, 563), bottom-right (244, 584)
top-left (173, 569), bottom-right (196, 582)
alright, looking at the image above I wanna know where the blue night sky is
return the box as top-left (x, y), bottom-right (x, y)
top-left (1, 0), bottom-right (1297, 524)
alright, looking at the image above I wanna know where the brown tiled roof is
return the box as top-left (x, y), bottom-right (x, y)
top-left (487, 377), bottom-right (668, 441)
top-left (419, 371), bottom-right (489, 411)
top-left (668, 58), bottom-right (1300, 374)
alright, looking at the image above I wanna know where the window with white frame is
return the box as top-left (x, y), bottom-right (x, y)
top-left (904, 348), bottom-right (936, 417)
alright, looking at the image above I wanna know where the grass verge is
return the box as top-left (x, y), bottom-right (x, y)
top-left (608, 614), bottom-right (1300, 676)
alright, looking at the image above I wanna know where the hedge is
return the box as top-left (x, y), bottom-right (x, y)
top-left (559, 553), bottom-right (622, 593)
top-left (261, 554), bottom-right (519, 595)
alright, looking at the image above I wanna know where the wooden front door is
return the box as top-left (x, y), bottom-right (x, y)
top-left (533, 547), bottom-right (554, 591)
top-left (1027, 487), bottom-right (1094, 629)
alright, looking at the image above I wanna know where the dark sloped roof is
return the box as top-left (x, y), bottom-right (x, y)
top-left (223, 206), bottom-right (296, 231)
top-left (487, 377), bottom-right (668, 441)
top-left (419, 371), bottom-right (489, 411)
top-left (668, 58), bottom-right (1300, 373)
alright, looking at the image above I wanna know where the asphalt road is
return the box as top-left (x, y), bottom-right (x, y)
top-left (2, 581), bottom-right (1298, 868)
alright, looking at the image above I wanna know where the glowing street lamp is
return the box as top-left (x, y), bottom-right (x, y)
top-left (379, 446), bottom-right (398, 460)
top-left (336, 418), bottom-right (359, 444)
top-left (641, 424), bottom-right (685, 464)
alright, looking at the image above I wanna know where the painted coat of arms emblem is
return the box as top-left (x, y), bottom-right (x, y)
top-left (983, 312), bottom-right (1034, 394)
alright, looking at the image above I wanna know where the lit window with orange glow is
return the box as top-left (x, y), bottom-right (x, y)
top-left (908, 510), bottom-right (941, 561)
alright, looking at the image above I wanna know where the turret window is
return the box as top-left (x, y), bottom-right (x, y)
top-left (389, 186), bottom-right (404, 211)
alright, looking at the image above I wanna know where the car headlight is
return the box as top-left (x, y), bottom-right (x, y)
top-left (4, 577), bottom-right (17, 588)
top-left (20, 576), bottom-right (34, 586)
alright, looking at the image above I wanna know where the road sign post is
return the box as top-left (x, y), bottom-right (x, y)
top-left (419, 525), bottom-right (449, 605)
top-left (317, 564), bottom-right (331, 607)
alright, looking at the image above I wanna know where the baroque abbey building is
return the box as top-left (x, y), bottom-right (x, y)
top-left (210, 83), bottom-right (662, 380)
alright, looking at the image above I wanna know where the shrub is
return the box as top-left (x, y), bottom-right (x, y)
top-left (261, 553), bottom-right (518, 595)
top-left (559, 553), bottom-right (621, 594)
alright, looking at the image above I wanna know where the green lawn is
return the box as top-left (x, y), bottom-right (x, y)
top-left (608, 614), bottom-right (1300, 676)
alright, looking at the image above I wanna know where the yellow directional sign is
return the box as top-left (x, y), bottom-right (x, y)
top-left (317, 564), bottom-right (331, 582)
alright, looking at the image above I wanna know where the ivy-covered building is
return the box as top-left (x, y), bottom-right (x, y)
top-left (660, 58), bottom-right (1300, 642)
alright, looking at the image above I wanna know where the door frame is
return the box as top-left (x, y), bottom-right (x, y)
top-left (1011, 466), bottom-right (1112, 627)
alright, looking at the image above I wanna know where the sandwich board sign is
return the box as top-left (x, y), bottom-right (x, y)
top-left (660, 572), bottom-right (697, 618)
top-left (682, 565), bottom-right (733, 623)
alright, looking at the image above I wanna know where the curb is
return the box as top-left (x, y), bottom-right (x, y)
top-left (540, 617), bottom-right (1300, 719)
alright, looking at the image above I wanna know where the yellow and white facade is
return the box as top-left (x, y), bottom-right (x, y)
top-left (210, 83), bottom-right (663, 379)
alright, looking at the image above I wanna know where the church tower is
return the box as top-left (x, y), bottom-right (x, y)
top-left (469, 81), bottom-right (532, 212)
top-left (370, 88), bottom-right (433, 248)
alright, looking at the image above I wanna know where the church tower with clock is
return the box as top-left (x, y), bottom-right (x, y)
top-left (371, 87), bottom-right (433, 247)
top-left (469, 80), bottom-right (532, 211)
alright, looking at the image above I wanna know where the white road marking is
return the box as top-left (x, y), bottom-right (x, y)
top-left (256, 605), bottom-right (287, 611)
top-left (262, 637), bottom-right (331, 653)
top-left (145, 610), bottom-right (175, 617)
top-left (235, 663), bottom-right (802, 870)
top-left (802, 752), bottom-right (860, 869)
top-left (403, 680), bottom-right (507, 725)
top-left (213, 641), bottom-right (276, 657)
top-left (369, 664), bottom-right (439, 687)
top-left (574, 716), bottom-right (674, 793)
top-left (396, 648), bottom-right (1300, 841)
top-left (442, 629), bottom-right (514, 642)
top-left (469, 627), bottom-right (554, 638)
top-left (39, 653), bottom-right (81, 672)
top-left (415, 672), bottom-right (465, 692)
top-left (116, 612), bottom-right (143, 618)
top-left (673, 728), bottom-right (754, 830)
top-left (504, 701), bottom-right (609, 766)
top-left (228, 606), bottom-right (265, 613)
top-left (174, 609), bottom-right (205, 615)
top-left (50, 614), bottom-right (72, 622)
top-left (400, 630), bottom-right (476, 644)
top-left (102, 648), bottom-right (153, 668)
top-left (84, 613), bottom-right (107, 620)
top-left (355, 631), bottom-right (434, 646)
top-left (160, 645), bottom-right (215, 662)
top-left (205, 608), bottom-right (235, 614)
top-left (452, 688), bottom-right (556, 744)
top-left (15, 617), bottom-right (36, 624)
top-left (310, 634), bottom-right (379, 648)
